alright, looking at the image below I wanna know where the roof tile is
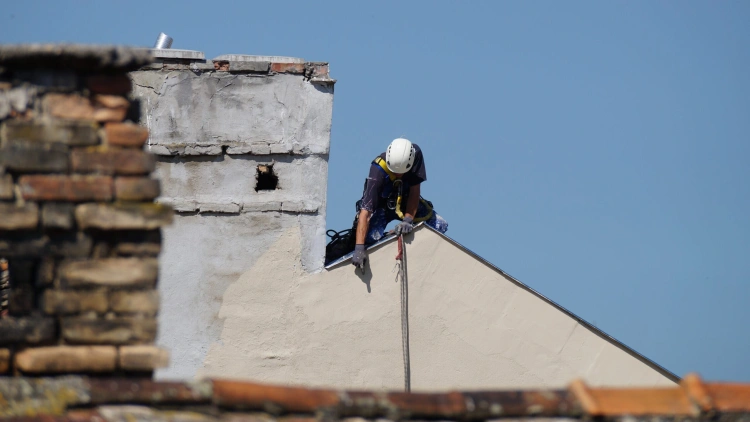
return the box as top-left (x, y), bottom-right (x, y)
top-left (570, 380), bottom-right (695, 417)
top-left (2, 374), bottom-right (750, 420)
top-left (212, 380), bottom-right (340, 413)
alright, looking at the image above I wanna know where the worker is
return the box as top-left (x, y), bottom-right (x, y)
top-left (351, 138), bottom-right (448, 269)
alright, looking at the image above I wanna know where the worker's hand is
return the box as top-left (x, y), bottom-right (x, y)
top-left (351, 244), bottom-right (367, 268)
top-left (395, 216), bottom-right (414, 235)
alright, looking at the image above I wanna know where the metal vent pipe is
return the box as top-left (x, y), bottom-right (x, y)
top-left (153, 32), bottom-right (173, 49)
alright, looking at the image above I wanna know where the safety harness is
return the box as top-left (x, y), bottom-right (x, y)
top-left (373, 157), bottom-right (434, 223)
top-left (324, 157), bottom-right (435, 265)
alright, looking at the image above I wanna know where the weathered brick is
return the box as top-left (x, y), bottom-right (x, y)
top-left (0, 174), bottom-right (13, 200)
top-left (43, 93), bottom-right (92, 119)
top-left (19, 175), bottom-right (113, 202)
top-left (41, 202), bottom-right (75, 229)
top-left (2, 120), bottom-right (99, 146)
top-left (91, 241), bottom-right (113, 258)
top-left (36, 257), bottom-right (55, 286)
top-left (0, 86), bottom-right (33, 115)
top-left (213, 61), bottom-right (230, 71)
top-left (59, 257), bottom-right (158, 288)
top-left (0, 203), bottom-right (38, 230)
top-left (42, 289), bottom-right (108, 315)
top-left (0, 140), bottom-right (68, 173)
top-left (118, 345), bottom-right (169, 371)
top-left (110, 290), bottom-right (159, 315)
top-left (86, 74), bottom-right (133, 95)
top-left (307, 62), bottom-right (330, 78)
top-left (71, 148), bottom-right (155, 175)
top-left (8, 288), bottom-right (33, 316)
top-left (0, 349), bottom-right (9, 373)
top-left (15, 346), bottom-right (117, 373)
top-left (43, 93), bottom-right (128, 123)
top-left (0, 232), bottom-right (47, 257)
top-left (14, 68), bottom-right (77, 89)
top-left (109, 230), bottom-right (162, 257)
top-left (93, 94), bottom-right (129, 109)
top-left (113, 242), bottom-right (161, 257)
top-left (0, 316), bottom-right (56, 344)
top-left (47, 232), bottom-right (93, 258)
top-left (75, 203), bottom-right (173, 230)
top-left (103, 122), bottom-right (149, 148)
top-left (114, 177), bottom-right (160, 201)
top-left (271, 63), bottom-right (305, 74)
top-left (8, 291), bottom-right (33, 316)
top-left (62, 317), bottom-right (157, 345)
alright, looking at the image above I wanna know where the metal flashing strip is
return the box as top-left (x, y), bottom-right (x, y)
top-left (324, 223), bottom-right (679, 383)
top-left (324, 223), bottom-right (426, 269)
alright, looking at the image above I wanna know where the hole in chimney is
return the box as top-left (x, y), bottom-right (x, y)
top-left (255, 164), bottom-right (279, 191)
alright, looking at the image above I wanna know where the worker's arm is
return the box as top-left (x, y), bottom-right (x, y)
top-left (355, 209), bottom-right (371, 245)
top-left (352, 209), bottom-right (371, 268)
top-left (404, 183), bottom-right (420, 219)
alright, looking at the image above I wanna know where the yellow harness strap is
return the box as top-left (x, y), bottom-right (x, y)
top-left (373, 156), bottom-right (434, 223)
top-left (374, 156), bottom-right (398, 182)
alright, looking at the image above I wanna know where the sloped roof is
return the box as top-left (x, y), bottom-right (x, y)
top-left (326, 224), bottom-right (679, 384)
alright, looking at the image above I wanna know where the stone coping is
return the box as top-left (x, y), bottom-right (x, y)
top-left (149, 48), bottom-right (205, 60)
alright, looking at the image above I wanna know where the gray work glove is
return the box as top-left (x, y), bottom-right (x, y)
top-left (395, 216), bottom-right (414, 235)
top-left (351, 244), bottom-right (367, 268)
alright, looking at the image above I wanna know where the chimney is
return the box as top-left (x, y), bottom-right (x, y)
top-left (129, 48), bottom-right (335, 378)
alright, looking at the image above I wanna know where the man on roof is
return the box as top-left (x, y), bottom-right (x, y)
top-left (351, 138), bottom-right (448, 269)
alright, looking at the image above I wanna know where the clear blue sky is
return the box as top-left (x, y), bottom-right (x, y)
top-left (3, 0), bottom-right (748, 382)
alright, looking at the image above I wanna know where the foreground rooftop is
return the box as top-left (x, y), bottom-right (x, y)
top-left (1, 374), bottom-right (748, 420)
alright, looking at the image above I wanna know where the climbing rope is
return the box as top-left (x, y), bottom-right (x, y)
top-left (395, 234), bottom-right (411, 392)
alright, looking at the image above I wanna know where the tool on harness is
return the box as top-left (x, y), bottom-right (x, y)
top-left (324, 211), bottom-right (359, 265)
top-left (325, 228), bottom-right (354, 265)
top-left (374, 157), bottom-right (434, 223)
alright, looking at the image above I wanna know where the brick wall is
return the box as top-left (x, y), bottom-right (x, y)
top-left (0, 45), bottom-right (172, 376)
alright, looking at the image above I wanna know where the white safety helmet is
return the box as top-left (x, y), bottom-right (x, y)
top-left (386, 138), bottom-right (416, 174)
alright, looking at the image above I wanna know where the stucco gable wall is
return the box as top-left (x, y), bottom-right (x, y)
top-left (199, 226), bottom-right (675, 389)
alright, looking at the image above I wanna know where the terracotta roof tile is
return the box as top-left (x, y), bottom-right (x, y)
top-left (682, 373), bottom-right (750, 414)
top-left (212, 380), bottom-right (340, 412)
top-left (570, 380), bottom-right (695, 416)
top-left (1, 374), bottom-right (750, 420)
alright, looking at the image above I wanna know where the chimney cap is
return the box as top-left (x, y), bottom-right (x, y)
top-left (149, 49), bottom-right (205, 60)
